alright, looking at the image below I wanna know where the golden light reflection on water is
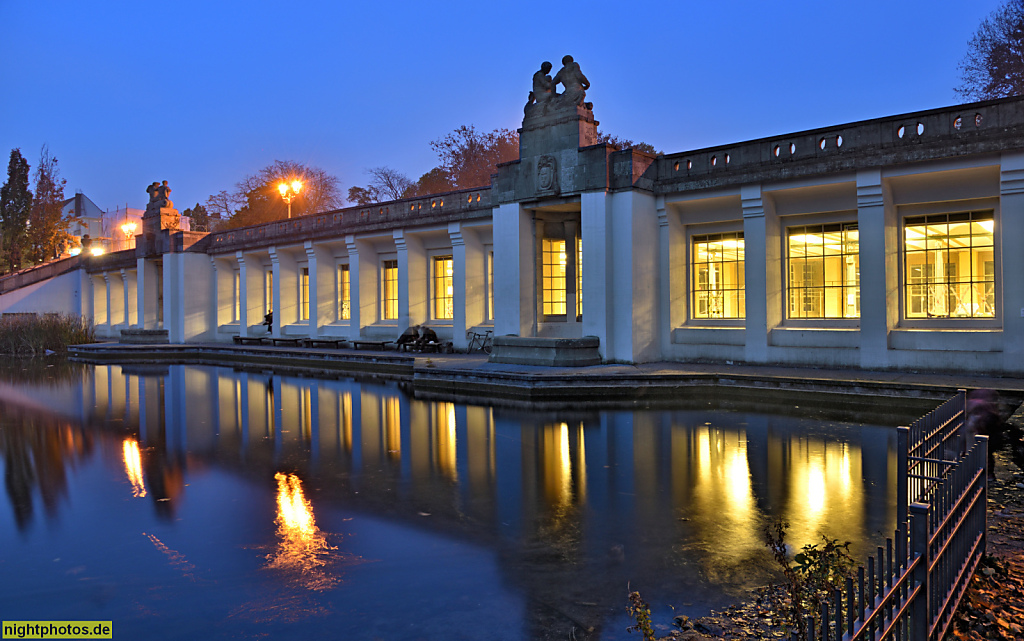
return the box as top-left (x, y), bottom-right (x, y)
top-left (266, 472), bottom-right (338, 591)
top-left (122, 439), bottom-right (146, 497)
top-left (691, 426), bottom-right (757, 569)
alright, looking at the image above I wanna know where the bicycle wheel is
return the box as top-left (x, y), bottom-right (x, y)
top-left (482, 339), bottom-right (492, 355)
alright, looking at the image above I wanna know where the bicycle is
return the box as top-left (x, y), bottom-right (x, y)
top-left (466, 329), bottom-right (493, 354)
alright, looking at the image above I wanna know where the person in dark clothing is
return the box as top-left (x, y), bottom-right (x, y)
top-left (416, 325), bottom-right (438, 349)
top-left (262, 310), bottom-right (273, 332)
top-left (396, 325), bottom-right (419, 349)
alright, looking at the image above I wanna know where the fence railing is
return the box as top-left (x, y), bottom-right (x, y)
top-left (792, 391), bottom-right (986, 641)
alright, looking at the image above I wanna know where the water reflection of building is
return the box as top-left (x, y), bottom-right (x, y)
top-left (11, 364), bottom-right (901, 635)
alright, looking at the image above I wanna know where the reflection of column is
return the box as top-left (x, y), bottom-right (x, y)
top-left (494, 415), bottom-right (523, 537)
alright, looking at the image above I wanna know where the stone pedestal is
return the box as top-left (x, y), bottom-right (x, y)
top-left (137, 207), bottom-right (179, 256)
top-left (489, 335), bottom-right (601, 366)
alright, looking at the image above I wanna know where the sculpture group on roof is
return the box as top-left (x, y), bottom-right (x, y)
top-left (525, 55), bottom-right (591, 116)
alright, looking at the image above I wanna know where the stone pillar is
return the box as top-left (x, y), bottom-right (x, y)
top-left (857, 169), bottom-right (893, 368)
top-left (1001, 152), bottom-right (1024, 374)
top-left (346, 235), bottom-right (375, 338)
top-left (91, 273), bottom-right (107, 333)
top-left (303, 242), bottom-right (319, 338)
top-left (395, 230), bottom-right (426, 330)
top-left (163, 252), bottom-right (214, 343)
top-left (163, 254), bottom-right (183, 343)
top-left (136, 258), bottom-right (161, 329)
top-left (121, 268), bottom-right (138, 328)
top-left (104, 272), bottom-right (124, 334)
top-left (605, 190), bottom-right (659, 363)
top-left (79, 269), bottom-right (94, 326)
top-left (449, 222), bottom-right (485, 350)
top-left (742, 184), bottom-right (777, 363)
top-left (310, 242), bottom-right (334, 337)
top-left (658, 199), bottom-right (686, 355)
top-left (493, 202), bottom-right (535, 337)
top-left (211, 256), bottom-right (236, 334)
top-left (269, 246), bottom-right (297, 336)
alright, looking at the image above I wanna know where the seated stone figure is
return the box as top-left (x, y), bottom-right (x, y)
top-left (551, 55), bottom-right (590, 109)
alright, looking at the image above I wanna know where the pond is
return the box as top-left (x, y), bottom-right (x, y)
top-left (0, 362), bottom-right (913, 640)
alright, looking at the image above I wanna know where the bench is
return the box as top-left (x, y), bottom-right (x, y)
top-left (305, 338), bottom-right (348, 349)
top-left (270, 337), bottom-right (305, 347)
top-left (350, 340), bottom-right (393, 351)
top-left (233, 336), bottom-right (267, 345)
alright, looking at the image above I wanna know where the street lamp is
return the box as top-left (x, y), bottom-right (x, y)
top-left (277, 179), bottom-right (303, 219)
top-left (121, 221), bottom-right (137, 249)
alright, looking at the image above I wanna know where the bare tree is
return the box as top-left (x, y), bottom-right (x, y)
top-left (367, 166), bottom-right (413, 201)
top-left (957, 0), bottom-right (1024, 101)
top-left (205, 190), bottom-right (242, 220)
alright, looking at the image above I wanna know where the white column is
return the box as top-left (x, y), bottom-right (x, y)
top-left (857, 169), bottom-right (893, 368)
top-left (269, 246), bottom-right (297, 336)
top-left (346, 235), bottom-right (375, 338)
top-left (122, 268), bottom-right (138, 327)
top-left (743, 184), bottom-right (777, 363)
top-left (311, 242), bottom-right (334, 337)
top-left (136, 258), bottom-right (160, 329)
top-left (611, 190), bottom-right (659, 363)
top-left (105, 272), bottom-right (124, 334)
top-left (1001, 152), bottom-right (1024, 374)
top-left (449, 223), bottom-right (486, 349)
top-left (658, 199), bottom-right (686, 356)
top-left (395, 229), bottom-right (426, 330)
top-left (304, 242), bottom-right (319, 338)
top-left (493, 202), bottom-right (535, 337)
top-left (581, 191), bottom-right (612, 355)
top-left (163, 253), bottom-right (184, 343)
top-left (79, 269), bottom-right (94, 325)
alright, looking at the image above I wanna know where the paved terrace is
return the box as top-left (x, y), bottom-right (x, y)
top-left (68, 342), bottom-right (1024, 412)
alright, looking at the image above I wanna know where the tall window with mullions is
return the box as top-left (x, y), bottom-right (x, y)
top-left (691, 232), bottom-right (744, 319)
top-left (903, 211), bottom-right (994, 319)
top-left (381, 260), bottom-right (399, 320)
top-left (787, 223), bottom-right (859, 319)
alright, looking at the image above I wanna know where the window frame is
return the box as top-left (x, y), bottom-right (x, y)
top-left (337, 263), bottom-right (351, 322)
top-left (899, 204), bottom-right (1000, 328)
top-left (299, 266), bottom-right (310, 321)
top-left (431, 254), bottom-right (454, 321)
top-left (782, 214), bottom-right (861, 328)
top-left (687, 226), bottom-right (746, 325)
top-left (381, 259), bottom-right (399, 321)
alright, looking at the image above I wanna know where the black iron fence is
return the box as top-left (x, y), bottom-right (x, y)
top-left (793, 390), bottom-right (987, 641)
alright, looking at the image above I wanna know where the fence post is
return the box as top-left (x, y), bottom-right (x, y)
top-left (909, 502), bottom-right (931, 641)
top-left (897, 426), bottom-right (909, 529)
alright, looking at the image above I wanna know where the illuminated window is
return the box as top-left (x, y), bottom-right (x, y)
top-left (542, 238), bottom-right (567, 315)
top-left (692, 232), bottom-right (745, 319)
top-left (787, 223), bottom-right (859, 319)
top-left (433, 255), bottom-right (454, 320)
top-left (299, 267), bottom-right (309, 321)
top-left (338, 264), bottom-right (350, 321)
top-left (265, 270), bottom-right (273, 313)
top-left (904, 211), bottom-right (994, 318)
top-left (486, 250), bottom-right (494, 321)
top-left (381, 260), bottom-right (398, 320)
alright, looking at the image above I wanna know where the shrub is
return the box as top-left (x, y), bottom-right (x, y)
top-left (0, 313), bottom-right (95, 355)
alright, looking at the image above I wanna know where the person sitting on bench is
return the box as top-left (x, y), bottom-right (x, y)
top-left (262, 310), bottom-right (273, 332)
top-left (415, 325), bottom-right (439, 349)
top-left (396, 325), bottom-right (419, 349)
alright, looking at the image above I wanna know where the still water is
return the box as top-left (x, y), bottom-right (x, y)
top-left (0, 362), bottom-right (903, 640)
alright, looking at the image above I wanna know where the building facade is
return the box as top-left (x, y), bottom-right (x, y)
top-left (6, 73), bottom-right (1024, 375)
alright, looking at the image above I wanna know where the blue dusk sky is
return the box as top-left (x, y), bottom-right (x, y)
top-left (0, 0), bottom-right (1006, 213)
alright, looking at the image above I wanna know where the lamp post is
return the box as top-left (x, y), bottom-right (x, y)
top-left (120, 220), bottom-right (137, 250)
top-left (277, 180), bottom-right (303, 219)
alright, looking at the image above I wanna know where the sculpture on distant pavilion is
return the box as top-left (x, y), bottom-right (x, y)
top-left (525, 55), bottom-right (592, 115)
top-left (146, 180), bottom-right (174, 213)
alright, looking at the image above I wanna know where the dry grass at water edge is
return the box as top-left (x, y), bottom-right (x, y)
top-left (0, 313), bottom-right (95, 355)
